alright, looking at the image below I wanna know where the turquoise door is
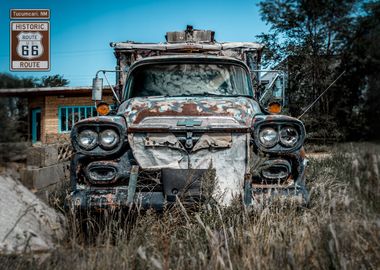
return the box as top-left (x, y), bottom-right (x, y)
top-left (31, 108), bottom-right (41, 143)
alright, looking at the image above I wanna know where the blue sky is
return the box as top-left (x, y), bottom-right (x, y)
top-left (0, 0), bottom-right (269, 86)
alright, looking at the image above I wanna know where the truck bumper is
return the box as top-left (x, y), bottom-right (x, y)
top-left (248, 183), bottom-right (309, 205)
top-left (66, 183), bottom-right (308, 212)
top-left (66, 189), bottom-right (166, 211)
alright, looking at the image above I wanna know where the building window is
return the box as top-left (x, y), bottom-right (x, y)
top-left (59, 106), bottom-right (98, 133)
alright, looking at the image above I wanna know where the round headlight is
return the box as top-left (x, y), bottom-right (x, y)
top-left (259, 127), bottom-right (279, 147)
top-left (78, 130), bottom-right (98, 150)
top-left (99, 129), bottom-right (119, 149)
top-left (279, 126), bottom-right (299, 147)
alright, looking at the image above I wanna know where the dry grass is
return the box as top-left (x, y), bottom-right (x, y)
top-left (1, 143), bottom-right (379, 269)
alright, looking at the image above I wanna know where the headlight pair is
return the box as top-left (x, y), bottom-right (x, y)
top-left (77, 129), bottom-right (119, 150)
top-left (259, 126), bottom-right (299, 148)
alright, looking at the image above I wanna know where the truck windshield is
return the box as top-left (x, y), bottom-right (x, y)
top-left (127, 63), bottom-right (252, 98)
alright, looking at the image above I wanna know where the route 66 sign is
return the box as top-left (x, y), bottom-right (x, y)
top-left (16, 32), bottom-right (44, 59)
top-left (10, 22), bottom-right (50, 71)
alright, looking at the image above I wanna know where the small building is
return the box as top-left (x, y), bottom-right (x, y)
top-left (0, 86), bottom-right (114, 144)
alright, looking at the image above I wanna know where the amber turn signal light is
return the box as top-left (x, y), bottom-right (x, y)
top-left (268, 102), bottom-right (282, 114)
top-left (96, 102), bottom-right (110, 116)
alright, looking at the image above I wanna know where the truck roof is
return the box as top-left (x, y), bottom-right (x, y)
top-left (110, 41), bottom-right (264, 52)
top-left (111, 26), bottom-right (264, 89)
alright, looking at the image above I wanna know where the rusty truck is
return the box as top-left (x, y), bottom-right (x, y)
top-left (67, 26), bottom-right (308, 210)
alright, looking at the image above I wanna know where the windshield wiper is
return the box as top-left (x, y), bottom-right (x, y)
top-left (170, 92), bottom-right (252, 97)
top-left (200, 92), bottom-right (227, 97)
top-left (198, 92), bottom-right (254, 98)
top-left (169, 92), bottom-right (221, 97)
top-left (228, 94), bottom-right (254, 98)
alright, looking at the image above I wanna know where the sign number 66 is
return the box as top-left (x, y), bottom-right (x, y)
top-left (22, 45), bottom-right (39, 56)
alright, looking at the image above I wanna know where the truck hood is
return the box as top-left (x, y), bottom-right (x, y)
top-left (120, 96), bottom-right (262, 131)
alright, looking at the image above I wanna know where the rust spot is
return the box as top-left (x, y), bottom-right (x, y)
top-left (300, 147), bottom-right (306, 158)
top-left (133, 102), bottom-right (232, 124)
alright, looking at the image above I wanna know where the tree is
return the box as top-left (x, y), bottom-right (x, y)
top-left (0, 73), bottom-right (37, 143)
top-left (38, 74), bottom-right (69, 87)
top-left (257, 0), bottom-right (360, 140)
top-left (0, 73), bottom-right (37, 89)
top-left (342, 1), bottom-right (380, 140)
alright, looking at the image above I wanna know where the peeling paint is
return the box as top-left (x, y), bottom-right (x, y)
top-left (67, 28), bottom-right (308, 211)
top-left (122, 96), bottom-right (262, 128)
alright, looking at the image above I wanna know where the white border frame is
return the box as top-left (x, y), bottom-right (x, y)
top-left (10, 21), bottom-right (50, 71)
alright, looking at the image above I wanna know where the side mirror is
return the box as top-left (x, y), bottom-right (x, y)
top-left (92, 77), bottom-right (103, 101)
top-left (259, 71), bottom-right (286, 112)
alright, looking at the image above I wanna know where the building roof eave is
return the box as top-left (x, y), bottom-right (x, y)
top-left (0, 86), bottom-right (113, 97)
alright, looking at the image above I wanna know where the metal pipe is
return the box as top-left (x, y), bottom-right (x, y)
top-left (95, 69), bottom-right (122, 77)
top-left (244, 180), bottom-right (252, 206)
top-left (127, 165), bottom-right (139, 205)
top-left (102, 71), bottom-right (121, 104)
